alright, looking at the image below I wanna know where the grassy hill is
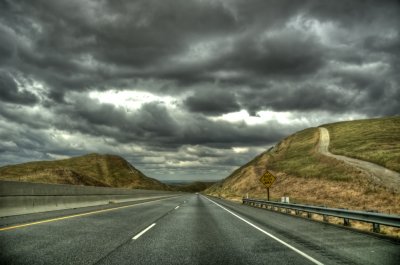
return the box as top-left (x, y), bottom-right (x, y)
top-left (0, 153), bottom-right (170, 190)
top-left (324, 116), bottom-right (400, 172)
top-left (205, 116), bottom-right (400, 215)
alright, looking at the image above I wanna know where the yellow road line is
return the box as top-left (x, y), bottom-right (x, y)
top-left (0, 195), bottom-right (181, 232)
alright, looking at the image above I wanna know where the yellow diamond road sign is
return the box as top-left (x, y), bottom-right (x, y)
top-left (259, 170), bottom-right (276, 188)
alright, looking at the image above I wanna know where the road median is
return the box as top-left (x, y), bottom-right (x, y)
top-left (0, 180), bottom-right (180, 217)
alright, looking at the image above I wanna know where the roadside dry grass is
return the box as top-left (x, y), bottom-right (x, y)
top-left (324, 116), bottom-right (400, 172)
top-left (208, 171), bottom-right (400, 213)
top-left (9, 168), bottom-right (109, 187)
top-left (241, 204), bottom-right (400, 238)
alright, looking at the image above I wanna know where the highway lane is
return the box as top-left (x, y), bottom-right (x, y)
top-left (206, 196), bottom-right (400, 265)
top-left (0, 195), bottom-right (189, 265)
top-left (1, 194), bottom-right (399, 265)
top-left (98, 194), bottom-right (313, 265)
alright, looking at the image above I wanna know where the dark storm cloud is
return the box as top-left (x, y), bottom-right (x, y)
top-left (0, 0), bottom-right (237, 93)
top-left (0, 90), bottom-right (290, 148)
top-left (216, 30), bottom-right (325, 78)
top-left (1, 0), bottom-right (400, 180)
top-left (0, 24), bottom-right (16, 64)
top-left (363, 34), bottom-right (400, 55)
top-left (2, 0), bottom-right (399, 108)
top-left (155, 28), bottom-right (326, 87)
top-left (62, 100), bottom-right (179, 140)
top-left (0, 71), bottom-right (39, 105)
top-left (184, 89), bottom-right (240, 115)
top-left (237, 84), bottom-right (352, 114)
top-left (54, 96), bottom-right (288, 147)
top-left (303, 1), bottom-right (400, 27)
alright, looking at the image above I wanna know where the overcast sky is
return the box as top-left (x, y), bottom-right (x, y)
top-left (0, 0), bottom-right (399, 181)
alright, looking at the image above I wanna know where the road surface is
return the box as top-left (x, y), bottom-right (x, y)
top-left (1, 194), bottom-right (399, 265)
top-left (318, 127), bottom-right (400, 192)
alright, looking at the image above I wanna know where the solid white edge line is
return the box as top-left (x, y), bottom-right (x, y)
top-left (203, 196), bottom-right (324, 265)
top-left (175, 206), bottom-right (180, 210)
top-left (132, 223), bottom-right (156, 240)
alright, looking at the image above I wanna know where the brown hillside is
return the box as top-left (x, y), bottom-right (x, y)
top-left (206, 116), bottom-right (400, 216)
top-left (0, 153), bottom-right (170, 190)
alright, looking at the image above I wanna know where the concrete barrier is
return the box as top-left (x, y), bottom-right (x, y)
top-left (0, 181), bottom-right (179, 217)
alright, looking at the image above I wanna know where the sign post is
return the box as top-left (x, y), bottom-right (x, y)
top-left (259, 170), bottom-right (276, 201)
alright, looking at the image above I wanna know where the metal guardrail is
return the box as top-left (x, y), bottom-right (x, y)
top-left (243, 198), bottom-right (400, 233)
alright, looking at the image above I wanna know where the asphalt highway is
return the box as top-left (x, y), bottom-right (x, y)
top-left (0, 194), bottom-right (399, 265)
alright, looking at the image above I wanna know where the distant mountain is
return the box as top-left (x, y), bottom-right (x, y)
top-left (170, 181), bottom-right (216, 193)
top-left (0, 153), bottom-right (170, 190)
top-left (206, 116), bottom-right (400, 214)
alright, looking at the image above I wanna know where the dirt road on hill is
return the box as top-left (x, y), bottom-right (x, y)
top-left (318, 127), bottom-right (400, 192)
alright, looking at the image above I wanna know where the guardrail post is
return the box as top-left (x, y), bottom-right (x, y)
top-left (372, 223), bottom-right (380, 233)
top-left (343, 218), bottom-right (351, 226)
top-left (307, 212), bottom-right (312, 219)
top-left (323, 215), bottom-right (329, 222)
top-left (295, 210), bottom-right (300, 215)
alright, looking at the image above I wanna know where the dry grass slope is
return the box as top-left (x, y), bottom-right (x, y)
top-left (206, 116), bottom-right (400, 216)
top-left (324, 116), bottom-right (400, 172)
top-left (0, 153), bottom-right (169, 190)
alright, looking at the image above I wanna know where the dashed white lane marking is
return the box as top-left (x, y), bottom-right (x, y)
top-left (132, 223), bottom-right (156, 240)
top-left (175, 206), bottom-right (180, 210)
top-left (203, 196), bottom-right (324, 265)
